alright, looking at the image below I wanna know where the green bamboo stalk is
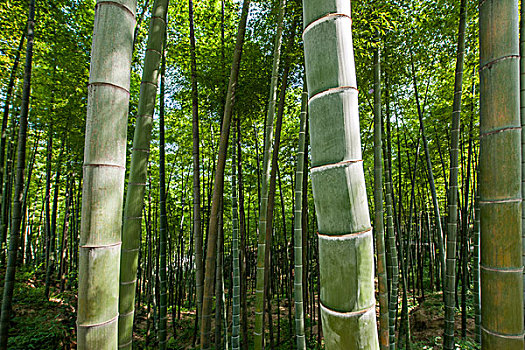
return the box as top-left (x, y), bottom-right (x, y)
top-left (0, 1), bottom-right (35, 348)
top-left (0, 33), bottom-right (24, 242)
top-left (302, 2), bottom-right (379, 348)
top-left (473, 170), bottom-right (480, 344)
top-left (293, 88), bottom-right (307, 350)
top-left (77, 1), bottom-right (136, 348)
top-left (410, 56), bottom-right (446, 299)
top-left (383, 122), bottom-right (398, 350)
top-left (188, 0), bottom-right (203, 332)
top-left (373, 47), bottom-right (389, 350)
top-left (253, 0), bottom-right (286, 348)
top-left (479, 0), bottom-right (524, 348)
top-left (118, 0), bottom-right (168, 348)
top-left (215, 200), bottom-right (224, 349)
top-left (200, 1), bottom-right (250, 347)
top-left (520, 0), bottom-right (525, 328)
top-left (232, 123), bottom-right (240, 350)
top-left (158, 38), bottom-right (168, 350)
top-left (444, 0), bottom-right (467, 348)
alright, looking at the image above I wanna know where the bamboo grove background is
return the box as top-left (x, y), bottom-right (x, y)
top-left (0, 0), bottom-right (509, 348)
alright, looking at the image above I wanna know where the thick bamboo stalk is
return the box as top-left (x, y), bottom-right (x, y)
top-left (302, 1), bottom-right (379, 348)
top-left (77, 1), bottom-right (136, 348)
top-left (118, 0), bottom-right (168, 348)
top-left (479, 0), bottom-right (524, 348)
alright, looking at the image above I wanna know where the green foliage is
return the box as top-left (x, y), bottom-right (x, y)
top-left (8, 313), bottom-right (68, 350)
top-left (2, 269), bottom-right (76, 350)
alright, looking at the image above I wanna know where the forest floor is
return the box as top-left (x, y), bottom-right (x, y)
top-left (1, 268), bottom-right (479, 349)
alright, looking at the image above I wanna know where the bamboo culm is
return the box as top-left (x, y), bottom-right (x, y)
top-left (77, 0), bottom-right (136, 348)
top-left (118, 0), bottom-right (168, 348)
top-left (479, 0), bottom-right (524, 348)
top-left (373, 47), bottom-right (390, 350)
top-left (253, 1), bottom-right (286, 348)
top-left (302, 1), bottom-right (379, 348)
top-left (199, 1), bottom-right (250, 347)
top-left (443, 0), bottom-right (467, 347)
top-left (293, 88), bottom-right (307, 350)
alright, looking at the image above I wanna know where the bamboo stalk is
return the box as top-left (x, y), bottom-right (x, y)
top-left (479, 0), bottom-right (524, 348)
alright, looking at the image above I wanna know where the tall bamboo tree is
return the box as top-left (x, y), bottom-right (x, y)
top-left (479, 0), bottom-right (524, 348)
top-left (232, 123), bottom-right (240, 350)
top-left (293, 87), bottom-right (307, 350)
top-left (0, 33), bottom-right (24, 232)
top-left (302, 1), bottom-right (379, 348)
top-left (473, 170), bottom-right (481, 344)
top-left (253, 0), bottom-right (286, 348)
top-left (373, 46), bottom-right (389, 350)
top-left (77, 0), bottom-right (136, 347)
top-left (410, 56), bottom-right (446, 294)
top-left (444, 0), bottom-right (467, 347)
top-left (158, 38), bottom-right (168, 350)
top-left (0, 1), bottom-right (35, 348)
top-left (200, 1), bottom-right (250, 347)
top-left (189, 0), bottom-right (203, 332)
top-left (383, 114), bottom-right (398, 350)
top-left (118, 0), bottom-right (168, 348)
top-left (520, 0), bottom-right (525, 324)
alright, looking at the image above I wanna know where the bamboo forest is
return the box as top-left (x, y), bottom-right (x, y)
top-left (0, 0), bottom-right (524, 348)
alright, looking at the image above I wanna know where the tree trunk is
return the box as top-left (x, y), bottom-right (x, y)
top-left (231, 120), bottom-right (241, 350)
top-left (0, 116), bottom-right (16, 266)
top-left (215, 200), bottom-right (225, 350)
top-left (236, 118), bottom-right (249, 350)
top-left (189, 0), bottom-right (203, 341)
top-left (293, 88), bottom-right (307, 350)
top-left (77, 0), bottom-right (136, 348)
top-left (0, 33), bottom-right (24, 245)
top-left (520, 0), bottom-right (525, 329)
top-left (480, 0), bottom-right (523, 348)
top-left (200, 1), bottom-right (250, 347)
top-left (118, 0), bottom-right (168, 347)
top-left (253, 1), bottom-right (286, 348)
top-left (43, 128), bottom-right (53, 284)
top-left (410, 56), bottom-right (446, 299)
top-left (59, 177), bottom-right (72, 293)
top-left (373, 47), bottom-right (389, 350)
top-left (443, 0), bottom-right (467, 347)
top-left (473, 170), bottom-right (480, 344)
top-left (45, 142), bottom-right (63, 298)
top-left (383, 80), bottom-right (398, 350)
top-left (302, 2), bottom-right (379, 348)
top-left (158, 39), bottom-right (168, 350)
